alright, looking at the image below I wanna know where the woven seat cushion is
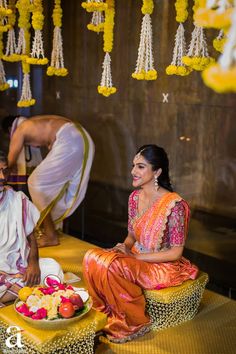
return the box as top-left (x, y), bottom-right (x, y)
top-left (144, 272), bottom-right (209, 331)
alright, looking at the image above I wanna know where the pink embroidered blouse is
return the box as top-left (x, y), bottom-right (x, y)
top-left (128, 190), bottom-right (188, 250)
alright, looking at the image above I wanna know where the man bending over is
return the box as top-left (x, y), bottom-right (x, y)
top-left (2, 115), bottom-right (95, 247)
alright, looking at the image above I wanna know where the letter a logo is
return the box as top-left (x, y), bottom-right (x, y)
top-left (5, 326), bottom-right (24, 349)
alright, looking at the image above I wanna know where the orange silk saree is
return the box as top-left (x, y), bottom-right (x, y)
top-left (83, 192), bottom-right (198, 342)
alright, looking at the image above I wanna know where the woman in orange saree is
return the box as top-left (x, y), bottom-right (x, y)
top-left (83, 145), bottom-right (198, 343)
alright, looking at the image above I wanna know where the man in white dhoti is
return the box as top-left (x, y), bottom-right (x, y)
top-left (0, 151), bottom-right (63, 307)
top-left (2, 115), bottom-right (95, 247)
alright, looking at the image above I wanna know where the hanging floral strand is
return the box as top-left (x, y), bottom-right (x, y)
top-left (0, 0), bottom-right (12, 32)
top-left (0, 32), bottom-right (9, 91)
top-left (16, 0), bottom-right (35, 107)
top-left (2, 0), bottom-right (17, 61)
top-left (47, 0), bottom-right (68, 76)
top-left (18, 61), bottom-right (36, 106)
top-left (132, 0), bottom-right (157, 80)
top-left (202, 4), bottom-right (236, 93)
top-left (166, 0), bottom-right (192, 76)
top-left (213, 29), bottom-right (227, 52)
top-left (81, 0), bottom-right (107, 13)
top-left (97, 0), bottom-right (116, 97)
top-left (182, 0), bottom-right (215, 71)
top-left (87, 10), bottom-right (105, 32)
top-left (27, 0), bottom-right (48, 65)
top-left (194, 0), bottom-right (234, 29)
top-left (13, 0), bottom-right (31, 62)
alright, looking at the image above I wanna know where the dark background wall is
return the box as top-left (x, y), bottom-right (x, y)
top-left (0, 1), bottom-right (236, 288)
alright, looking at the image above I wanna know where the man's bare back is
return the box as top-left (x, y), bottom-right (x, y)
top-left (8, 115), bottom-right (71, 168)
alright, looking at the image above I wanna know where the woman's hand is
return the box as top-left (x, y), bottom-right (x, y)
top-left (106, 243), bottom-right (132, 255)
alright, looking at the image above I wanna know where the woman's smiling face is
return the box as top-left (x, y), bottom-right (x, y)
top-left (131, 154), bottom-right (155, 189)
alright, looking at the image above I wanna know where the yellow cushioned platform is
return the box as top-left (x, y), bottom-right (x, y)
top-left (144, 271), bottom-right (209, 331)
top-left (39, 233), bottom-right (95, 278)
top-left (0, 304), bottom-right (107, 354)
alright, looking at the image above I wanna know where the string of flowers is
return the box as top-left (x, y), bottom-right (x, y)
top-left (202, 4), bottom-right (236, 92)
top-left (87, 10), bottom-right (105, 32)
top-left (132, 0), bottom-right (157, 80)
top-left (18, 61), bottom-right (36, 106)
top-left (166, 0), bottom-right (192, 76)
top-left (181, 1), bottom-right (215, 71)
top-left (26, 0), bottom-right (48, 65)
top-left (182, 24), bottom-right (215, 70)
top-left (97, 0), bottom-right (116, 97)
top-left (194, 0), bottom-right (234, 29)
top-left (213, 29), bottom-right (227, 52)
top-left (0, 0), bottom-right (12, 32)
top-left (81, 0), bottom-right (107, 13)
top-left (15, 0), bottom-right (36, 107)
top-left (47, 0), bottom-right (68, 76)
top-left (0, 32), bottom-right (10, 90)
top-left (2, 0), bottom-right (17, 61)
top-left (13, 0), bottom-right (31, 62)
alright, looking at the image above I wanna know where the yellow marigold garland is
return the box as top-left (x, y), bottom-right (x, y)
top-left (87, 10), bottom-right (104, 32)
top-left (182, 0), bottom-right (215, 73)
top-left (97, 0), bottom-right (116, 96)
top-left (47, 0), bottom-right (68, 76)
top-left (81, 1), bottom-right (108, 13)
top-left (141, 0), bottom-right (154, 15)
top-left (166, 1), bottom-right (192, 76)
top-left (132, 0), bottom-right (157, 80)
top-left (194, 0), bottom-right (234, 29)
top-left (202, 63), bottom-right (236, 92)
top-left (213, 30), bottom-right (226, 53)
top-left (27, 0), bottom-right (48, 65)
top-left (175, 0), bottom-right (188, 22)
top-left (0, 0), bottom-right (12, 32)
top-left (202, 5), bottom-right (236, 93)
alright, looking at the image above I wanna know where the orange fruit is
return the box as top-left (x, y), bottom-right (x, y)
top-left (18, 287), bottom-right (33, 301)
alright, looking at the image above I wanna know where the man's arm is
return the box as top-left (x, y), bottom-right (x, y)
top-left (8, 128), bottom-right (25, 169)
top-left (22, 232), bottom-right (41, 286)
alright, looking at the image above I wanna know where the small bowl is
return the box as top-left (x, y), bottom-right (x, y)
top-left (15, 294), bottom-right (92, 330)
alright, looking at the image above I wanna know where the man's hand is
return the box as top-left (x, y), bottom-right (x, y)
top-left (22, 261), bottom-right (41, 286)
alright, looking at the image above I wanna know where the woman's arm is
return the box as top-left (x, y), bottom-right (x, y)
top-left (133, 245), bottom-right (184, 262)
top-left (109, 232), bottom-right (136, 254)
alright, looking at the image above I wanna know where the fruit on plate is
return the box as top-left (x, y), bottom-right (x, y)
top-left (18, 287), bottom-right (33, 302)
top-left (69, 293), bottom-right (84, 309)
top-left (59, 302), bottom-right (75, 318)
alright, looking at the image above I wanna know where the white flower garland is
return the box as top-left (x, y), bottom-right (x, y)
top-left (132, 13), bottom-right (157, 80)
top-left (187, 25), bottom-right (209, 57)
top-left (5, 27), bottom-right (16, 55)
top-left (16, 27), bottom-right (26, 55)
top-left (182, 23), bottom-right (214, 71)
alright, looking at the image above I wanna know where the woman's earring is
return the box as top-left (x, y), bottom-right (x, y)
top-left (154, 175), bottom-right (159, 191)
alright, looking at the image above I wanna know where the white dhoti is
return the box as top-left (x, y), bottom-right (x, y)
top-left (0, 189), bottom-right (64, 305)
top-left (27, 122), bottom-right (95, 225)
